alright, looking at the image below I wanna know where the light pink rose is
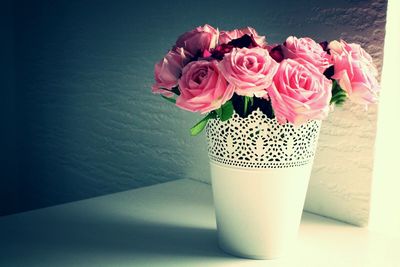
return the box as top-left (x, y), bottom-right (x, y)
top-left (268, 59), bottom-right (332, 125)
top-left (282, 36), bottom-right (331, 73)
top-left (152, 48), bottom-right (191, 97)
top-left (218, 47), bottom-right (278, 97)
top-left (219, 27), bottom-right (267, 47)
top-left (329, 40), bottom-right (380, 105)
top-left (175, 24), bottom-right (219, 56)
top-left (176, 60), bottom-right (234, 114)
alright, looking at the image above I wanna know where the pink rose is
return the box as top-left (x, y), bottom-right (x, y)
top-left (175, 24), bottom-right (219, 56)
top-left (268, 59), bottom-right (332, 125)
top-left (329, 40), bottom-right (380, 105)
top-left (152, 48), bottom-right (191, 97)
top-left (219, 27), bottom-right (267, 47)
top-left (218, 47), bottom-right (278, 97)
top-left (282, 36), bottom-right (331, 73)
top-left (176, 60), bottom-right (234, 114)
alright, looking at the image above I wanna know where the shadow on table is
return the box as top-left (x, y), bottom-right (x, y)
top-left (8, 213), bottom-right (230, 259)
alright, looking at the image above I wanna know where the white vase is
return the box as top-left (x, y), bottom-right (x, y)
top-left (206, 109), bottom-right (321, 259)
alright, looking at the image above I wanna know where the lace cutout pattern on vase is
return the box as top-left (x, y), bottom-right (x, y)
top-left (206, 109), bottom-right (321, 169)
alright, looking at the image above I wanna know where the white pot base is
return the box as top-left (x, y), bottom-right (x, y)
top-left (210, 160), bottom-right (313, 259)
top-left (218, 238), bottom-right (284, 260)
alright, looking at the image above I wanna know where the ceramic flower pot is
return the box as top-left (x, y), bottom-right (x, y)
top-left (206, 109), bottom-right (322, 259)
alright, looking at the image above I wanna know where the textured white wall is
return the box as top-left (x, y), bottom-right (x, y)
top-left (306, 104), bottom-right (378, 226)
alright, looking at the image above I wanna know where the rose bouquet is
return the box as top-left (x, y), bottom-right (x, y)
top-left (151, 24), bottom-right (380, 259)
top-left (152, 24), bottom-right (380, 135)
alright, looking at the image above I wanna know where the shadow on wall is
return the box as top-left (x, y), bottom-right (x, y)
top-left (0, 0), bottom-right (18, 216)
top-left (2, 0), bottom-right (385, 216)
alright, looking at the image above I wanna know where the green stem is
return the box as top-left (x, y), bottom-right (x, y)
top-left (243, 96), bottom-right (253, 115)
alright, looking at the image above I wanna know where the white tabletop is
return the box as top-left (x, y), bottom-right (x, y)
top-left (0, 179), bottom-right (399, 267)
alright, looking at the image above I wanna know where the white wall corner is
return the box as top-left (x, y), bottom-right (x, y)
top-left (304, 2), bottom-right (388, 226)
top-left (369, 0), bottom-right (400, 237)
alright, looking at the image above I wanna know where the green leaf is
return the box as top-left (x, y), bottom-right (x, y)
top-left (158, 87), bottom-right (180, 96)
top-left (215, 107), bottom-right (222, 117)
top-left (190, 101), bottom-right (233, 136)
top-left (171, 86), bottom-right (181, 96)
top-left (330, 80), bottom-right (348, 106)
top-left (190, 112), bottom-right (216, 136)
top-left (161, 95), bottom-right (176, 104)
top-left (334, 99), bottom-right (346, 107)
top-left (190, 119), bottom-right (208, 136)
top-left (335, 94), bottom-right (347, 101)
top-left (220, 101), bottom-right (234, 121)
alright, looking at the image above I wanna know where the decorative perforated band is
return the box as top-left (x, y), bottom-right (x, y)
top-left (206, 109), bottom-right (321, 169)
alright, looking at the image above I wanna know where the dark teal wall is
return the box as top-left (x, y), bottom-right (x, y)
top-left (0, 0), bottom-right (19, 216)
top-left (2, 0), bottom-right (386, 215)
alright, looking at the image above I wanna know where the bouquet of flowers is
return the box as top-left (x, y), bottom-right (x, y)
top-left (152, 24), bottom-right (380, 135)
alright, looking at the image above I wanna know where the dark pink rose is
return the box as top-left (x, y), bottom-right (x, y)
top-left (282, 36), bottom-right (331, 73)
top-left (176, 60), bottom-right (234, 114)
top-left (267, 44), bottom-right (284, 63)
top-left (329, 40), bottom-right (380, 105)
top-left (218, 47), bottom-right (278, 97)
top-left (207, 43), bottom-right (234, 60)
top-left (268, 59), bottom-right (332, 125)
top-left (152, 48), bottom-right (191, 97)
top-left (219, 27), bottom-right (267, 47)
top-left (175, 24), bottom-right (219, 56)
